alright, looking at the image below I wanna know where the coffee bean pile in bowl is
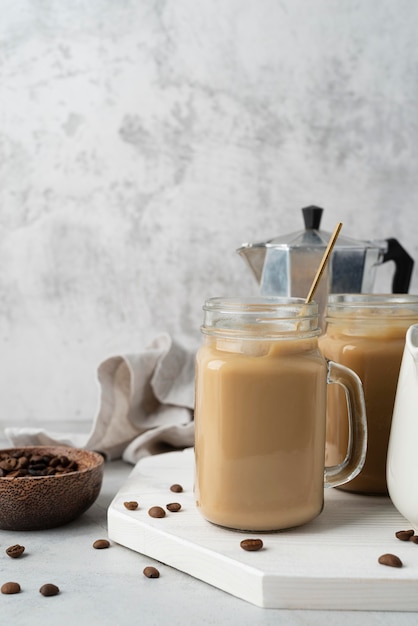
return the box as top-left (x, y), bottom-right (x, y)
top-left (0, 446), bottom-right (104, 531)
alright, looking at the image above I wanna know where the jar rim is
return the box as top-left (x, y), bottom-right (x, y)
top-left (203, 296), bottom-right (318, 315)
top-left (325, 293), bottom-right (418, 323)
top-left (201, 296), bottom-right (320, 339)
top-left (328, 294), bottom-right (418, 308)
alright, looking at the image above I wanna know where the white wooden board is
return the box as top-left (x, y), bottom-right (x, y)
top-left (107, 448), bottom-right (418, 610)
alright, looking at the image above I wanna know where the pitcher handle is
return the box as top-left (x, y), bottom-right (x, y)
top-left (324, 360), bottom-right (368, 488)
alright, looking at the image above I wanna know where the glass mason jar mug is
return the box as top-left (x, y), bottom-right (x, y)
top-left (319, 294), bottom-right (418, 495)
top-left (194, 297), bottom-right (367, 532)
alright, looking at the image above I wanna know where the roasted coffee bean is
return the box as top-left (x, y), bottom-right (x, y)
top-left (124, 501), bottom-right (139, 510)
top-left (93, 539), bottom-right (110, 549)
top-left (148, 506), bottom-right (166, 518)
top-left (410, 535), bottom-right (418, 544)
top-left (378, 553), bottom-right (403, 568)
top-left (6, 544), bottom-right (25, 559)
top-left (55, 460), bottom-right (72, 471)
top-left (0, 458), bottom-right (17, 471)
top-left (30, 462), bottom-right (47, 470)
top-left (166, 502), bottom-right (181, 512)
top-left (143, 566), bottom-right (160, 578)
top-left (0, 451), bottom-right (79, 478)
top-left (29, 455), bottom-right (44, 464)
top-left (7, 469), bottom-right (29, 478)
top-left (240, 538), bottom-right (264, 552)
top-left (16, 456), bottom-right (29, 469)
top-left (1, 582), bottom-right (21, 594)
top-left (170, 483), bottom-right (183, 493)
top-left (395, 529), bottom-right (415, 541)
top-left (28, 468), bottom-right (48, 476)
top-left (39, 583), bottom-right (60, 596)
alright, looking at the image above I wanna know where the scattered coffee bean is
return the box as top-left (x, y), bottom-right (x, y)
top-left (166, 502), bottom-right (181, 512)
top-left (93, 539), bottom-right (110, 549)
top-left (39, 583), bottom-right (60, 597)
top-left (148, 506), bottom-right (166, 518)
top-left (240, 538), bottom-right (264, 552)
top-left (124, 501), bottom-right (139, 510)
top-left (0, 450), bottom-right (79, 478)
top-left (395, 529), bottom-right (415, 541)
top-left (143, 566), bottom-right (160, 578)
top-left (378, 553), bottom-right (403, 568)
top-left (6, 544), bottom-right (25, 559)
top-left (1, 581), bottom-right (21, 594)
top-left (410, 535), bottom-right (418, 544)
top-left (170, 484), bottom-right (183, 493)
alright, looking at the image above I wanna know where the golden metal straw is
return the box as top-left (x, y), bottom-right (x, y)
top-left (305, 222), bottom-right (343, 304)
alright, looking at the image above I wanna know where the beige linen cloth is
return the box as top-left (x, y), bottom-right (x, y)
top-left (5, 334), bottom-right (195, 464)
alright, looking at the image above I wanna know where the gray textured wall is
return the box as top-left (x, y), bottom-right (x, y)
top-left (2, 0), bottom-right (418, 429)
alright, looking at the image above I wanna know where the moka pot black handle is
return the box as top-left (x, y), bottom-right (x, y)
top-left (382, 238), bottom-right (414, 293)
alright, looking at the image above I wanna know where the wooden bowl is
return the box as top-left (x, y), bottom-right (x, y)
top-left (0, 446), bottom-right (104, 531)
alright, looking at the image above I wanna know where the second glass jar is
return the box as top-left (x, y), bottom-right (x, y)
top-left (319, 294), bottom-right (418, 495)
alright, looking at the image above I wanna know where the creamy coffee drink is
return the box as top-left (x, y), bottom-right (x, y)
top-left (194, 296), bottom-right (367, 532)
top-left (319, 295), bottom-right (418, 495)
top-left (195, 336), bottom-right (327, 531)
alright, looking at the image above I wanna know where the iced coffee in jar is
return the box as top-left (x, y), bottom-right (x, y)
top-left (194, 297), bottom-right (367, 532)
top-left (319, 294), bottom-right (418, 495)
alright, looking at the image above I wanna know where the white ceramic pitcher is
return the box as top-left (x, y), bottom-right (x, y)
top-left (387, 323), bottom-right (418, 530)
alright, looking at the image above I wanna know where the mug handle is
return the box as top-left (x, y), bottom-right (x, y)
top-left (324, 360), bottom-right (368, 488)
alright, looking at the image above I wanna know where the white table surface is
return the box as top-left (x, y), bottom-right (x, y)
top-left (1, 455), bottom-right (418, 626)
